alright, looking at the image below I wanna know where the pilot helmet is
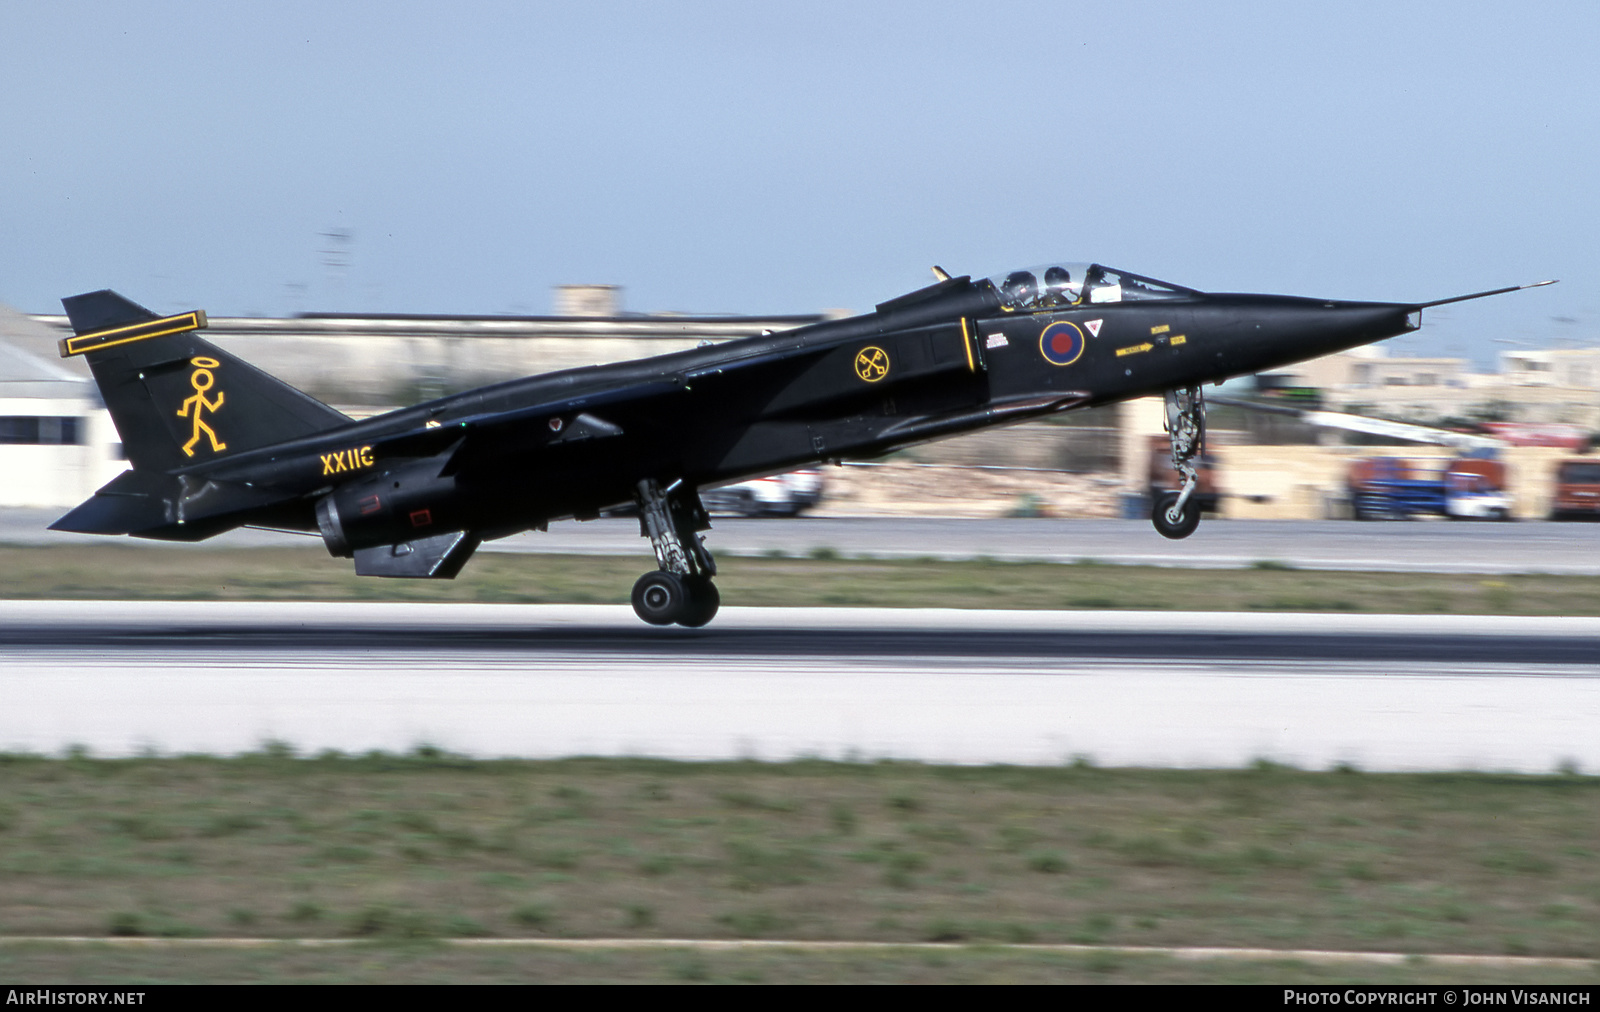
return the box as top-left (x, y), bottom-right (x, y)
top-left (1043, 266), bottom-right (1074, 301)
top-left (1001, 270), bottom-right (1038, 306)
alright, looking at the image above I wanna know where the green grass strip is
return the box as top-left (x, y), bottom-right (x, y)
top-left (4, 544), bottom-right (1600, 614)
top-left (0, 752), bottom-right (1595, 974)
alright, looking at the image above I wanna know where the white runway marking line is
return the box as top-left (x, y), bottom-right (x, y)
top-left (0, 937), bottom-right (1593, 969)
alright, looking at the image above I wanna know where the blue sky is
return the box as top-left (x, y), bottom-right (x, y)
top-left (2, 1), bottom-right (1595, 367)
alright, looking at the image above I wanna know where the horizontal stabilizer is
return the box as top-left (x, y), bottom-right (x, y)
top-left (50, 469), bottom-right (291, 539)
top-left (49, 469), bottom-right (177, 535)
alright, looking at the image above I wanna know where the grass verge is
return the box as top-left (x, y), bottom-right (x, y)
top-left (0, 752), bottom-right (1595, 984)
top-left (5, 544), bottom-right (1600, 613)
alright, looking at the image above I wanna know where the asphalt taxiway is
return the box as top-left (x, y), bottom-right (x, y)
top-left (2, 602), bottom-right (1595, 773)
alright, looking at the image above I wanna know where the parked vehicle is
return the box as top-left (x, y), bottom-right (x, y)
top-left (1348, 455), bottom-right (1512, 521)
top-left (1549, 459), bottom-right (1600, 520)
top-left (701, 468), bottom-right (827, 517)
top-left (1480, 422), bottom-right (1590, 450)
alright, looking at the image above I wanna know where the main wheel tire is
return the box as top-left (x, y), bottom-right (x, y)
top-left (677, 576), bottom-right (721, 628)
top-left (631, 571), bottom-right (688, 625)
top-left (1152, 491), bottom-right (1201, 540)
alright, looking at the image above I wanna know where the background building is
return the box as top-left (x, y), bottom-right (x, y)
top-left (1261, 346), bottom-right (1600, 430)
top-left (0, 306), bottom-right (123, 508)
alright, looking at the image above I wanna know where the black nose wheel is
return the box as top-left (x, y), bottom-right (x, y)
top-left (1152, 491), bottom-right (1201, 540)
top-left (1154, 385), bottom-right (1207, 541)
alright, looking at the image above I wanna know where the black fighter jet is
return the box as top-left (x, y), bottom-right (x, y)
top-left (51, 264), bottom-right (1552, 626)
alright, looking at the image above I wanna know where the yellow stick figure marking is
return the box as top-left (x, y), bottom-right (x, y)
top-left (176, 356), bottom-right (226, 457)
top-left (854, 345), bottom-right (890, 382)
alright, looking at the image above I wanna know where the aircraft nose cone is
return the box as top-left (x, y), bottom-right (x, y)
top-left (1206, 297), bottom-right (1422, 378)
top-left (1282, 300), bottom-right (1419, 353)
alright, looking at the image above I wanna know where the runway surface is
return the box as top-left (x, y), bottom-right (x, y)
top-left (3, 602), bottom-right (1596, 773)
top-left (4, 510), bottom-right (1598, 573)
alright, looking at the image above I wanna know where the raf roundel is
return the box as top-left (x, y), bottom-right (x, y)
top-left (1039, 321), bottom-right (1086, 367)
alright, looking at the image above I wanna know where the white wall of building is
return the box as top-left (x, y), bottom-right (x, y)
top-left (0, 398), bottom-right (124, 509)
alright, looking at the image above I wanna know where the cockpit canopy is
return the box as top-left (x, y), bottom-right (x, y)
top-left (986, 263), bottom-right (1199, 312)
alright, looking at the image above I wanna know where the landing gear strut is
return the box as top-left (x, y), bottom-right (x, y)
top-left (1153, 385), bottom-right (1206, 540)
top-left (631, 478), bottom-right (720, 627)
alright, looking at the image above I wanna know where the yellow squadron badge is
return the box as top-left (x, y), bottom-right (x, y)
top-left (176, 356), bottom-right (226, 457)
top-left (854, 346), bottom-right (890, 383)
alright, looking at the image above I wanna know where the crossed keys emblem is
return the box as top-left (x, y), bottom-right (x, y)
top-left (854, 345), bottom-right (890, 383)
top-left (176, 356), bottom-right (227, 457)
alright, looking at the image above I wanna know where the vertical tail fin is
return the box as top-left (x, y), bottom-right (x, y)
top-left (61, 290), bottom-right (350, 472)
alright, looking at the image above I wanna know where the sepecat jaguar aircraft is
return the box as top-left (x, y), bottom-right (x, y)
top-left (51, 264), bottom-right (1553, 626)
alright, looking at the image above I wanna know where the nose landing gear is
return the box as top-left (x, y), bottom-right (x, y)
top-left (631, 478), bottom-right (721, 626)
top-left (1153, 385), bottom-right (1206, 540)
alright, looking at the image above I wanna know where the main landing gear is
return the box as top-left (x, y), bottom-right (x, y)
top-left (631, 478), bottom-right (720, 627)
top-left (1152, 385), bottom-right (1206, 540)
